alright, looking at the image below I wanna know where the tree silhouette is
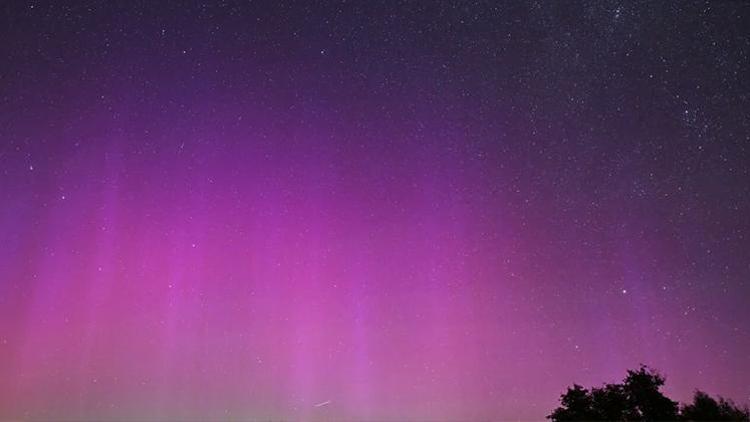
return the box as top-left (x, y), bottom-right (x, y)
top-left (621, 366), bottom-right (678, 420)
top-left (548, 366), bottom-right (749, 421)
top-left (681, 391), bottom-right (749, 421)
top-left (548, 384), bottom-right (598, 421)
top-left (591, 383), bottom-right (632, 420)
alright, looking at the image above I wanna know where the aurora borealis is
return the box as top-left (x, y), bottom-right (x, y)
top-left (1, 1), bottom-right (749, 420)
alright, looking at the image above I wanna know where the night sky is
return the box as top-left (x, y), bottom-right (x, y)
top-left (1, 1), bottom-right (749, 420)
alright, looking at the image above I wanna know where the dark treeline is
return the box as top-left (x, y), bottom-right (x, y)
top-left (549, 366), bottom-right (749, 421)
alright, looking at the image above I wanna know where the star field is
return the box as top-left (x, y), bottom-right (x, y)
top-left (0, 1), bottom-right (749, 420)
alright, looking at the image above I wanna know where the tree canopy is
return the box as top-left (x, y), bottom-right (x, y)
top-left (549, 366), bottom-right (749, 421)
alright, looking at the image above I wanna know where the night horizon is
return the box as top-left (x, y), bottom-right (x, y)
top-left (0, 1), bottom-right (748, 421)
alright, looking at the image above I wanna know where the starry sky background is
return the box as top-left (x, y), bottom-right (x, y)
top-left (0, 1), bottom-right (749, 420)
